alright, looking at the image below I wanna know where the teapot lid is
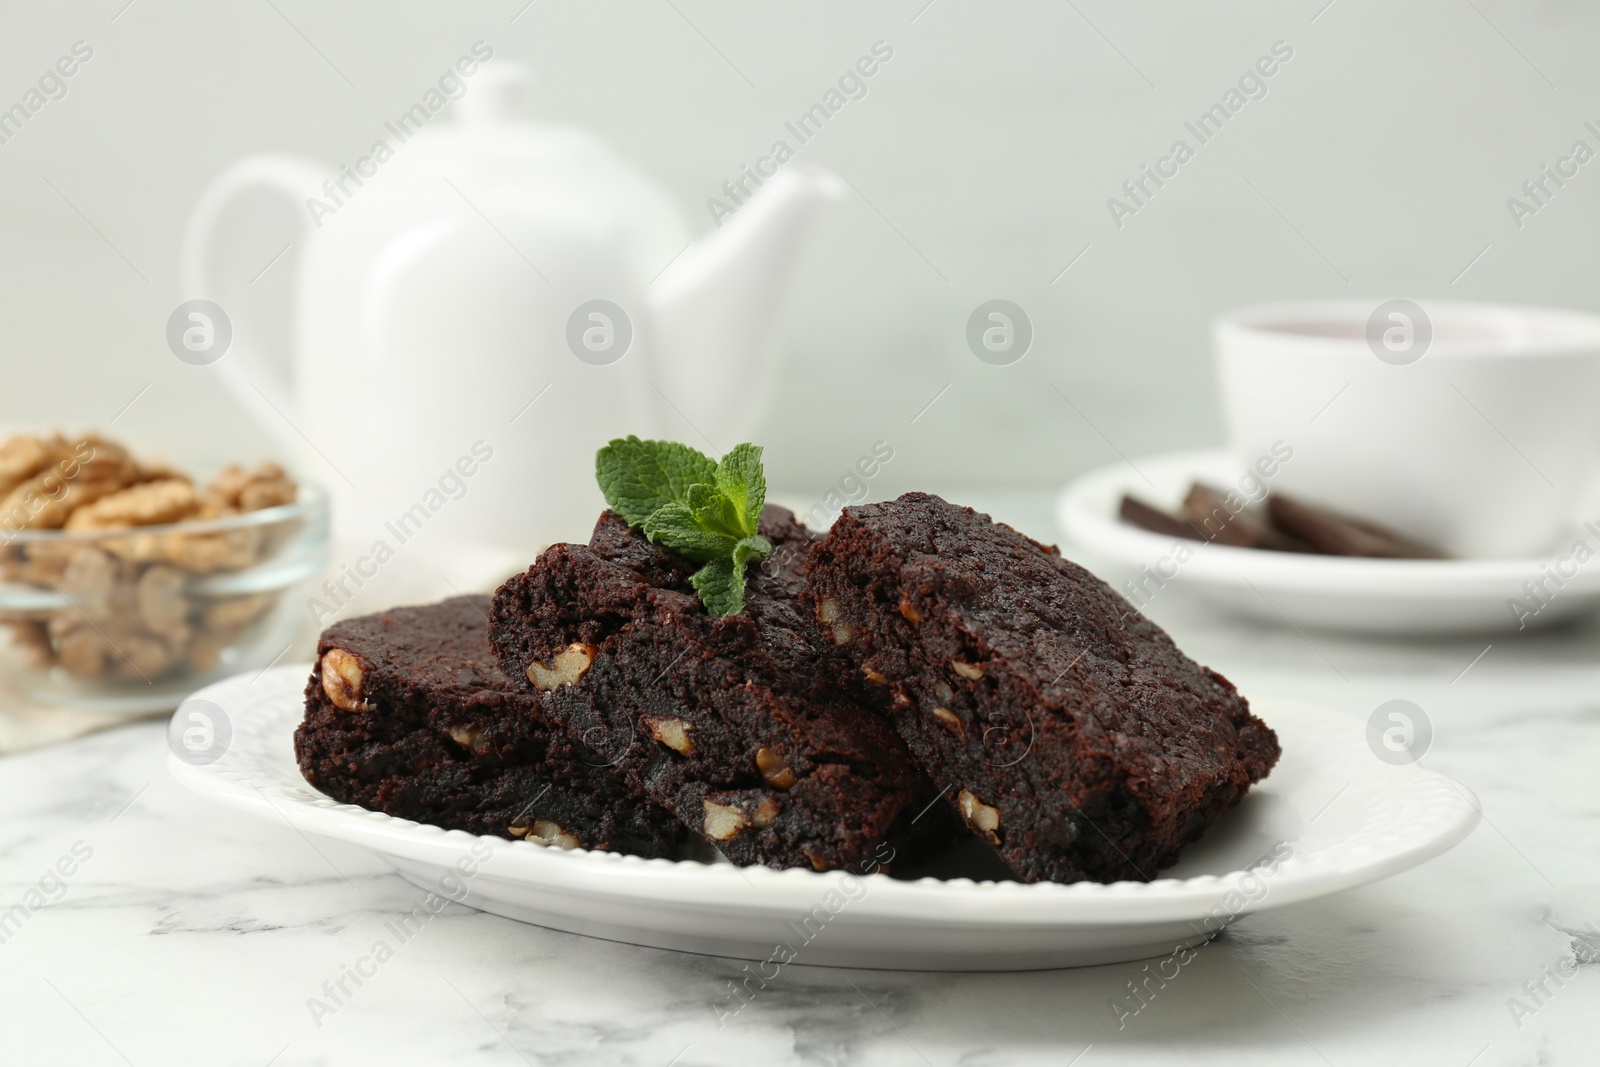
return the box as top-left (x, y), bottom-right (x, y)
top-left (456, 63), bottom-right (535, 129)
top-left (404, 62), bottom-right (611, 166)
top-left (336, 60), bottom-right (688, 280)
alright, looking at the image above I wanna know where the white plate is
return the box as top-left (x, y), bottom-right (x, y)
top-left (1057, 449), bottom-right (1600, 635)
top-left (167, 666), bottom-right (1480, 971)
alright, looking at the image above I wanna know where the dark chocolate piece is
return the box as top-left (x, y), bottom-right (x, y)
top-left (1184, 484), bottom-right (1310, 552)
top-left (1268, 494), bottom-right (1444, 559)
top-left (1118, 494), bottom-right (1203, 541)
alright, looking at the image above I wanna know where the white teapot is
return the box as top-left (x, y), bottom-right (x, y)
top-left (182, 63), bottom-right (841, 583)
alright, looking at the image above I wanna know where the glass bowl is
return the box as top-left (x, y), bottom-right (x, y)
top-left (0, 483), bottom-right (329, 715)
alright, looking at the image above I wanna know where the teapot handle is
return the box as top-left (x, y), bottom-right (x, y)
top-left (180, 154), bottom-right (328, 454)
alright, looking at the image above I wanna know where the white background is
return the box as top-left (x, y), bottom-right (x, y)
top-left (1, 0), bottom-right (1597, 494)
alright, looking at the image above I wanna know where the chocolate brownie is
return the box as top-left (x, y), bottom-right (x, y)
top-left (489, 507), bottom-right (950, 873)
top-left (803, 492), bottom-right (1281, 884)
top-left (294, 596), bottom-right (683, 857)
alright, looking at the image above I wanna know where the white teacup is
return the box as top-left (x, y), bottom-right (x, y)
top-left (1215, 300), bottom-right (1600, 558)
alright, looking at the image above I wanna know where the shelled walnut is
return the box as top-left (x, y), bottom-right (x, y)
top-left (0, 431), bottom-right (301, 683)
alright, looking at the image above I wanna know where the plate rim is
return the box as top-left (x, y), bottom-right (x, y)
top-left (167, 666), bottom-right (1482, 929)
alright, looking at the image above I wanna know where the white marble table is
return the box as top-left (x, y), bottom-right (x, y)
top-left (3, 492), bottom-right (1598, 1067)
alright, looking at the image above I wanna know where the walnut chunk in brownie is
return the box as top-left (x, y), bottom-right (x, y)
top-left (490, 507), bottom-right (950, 873)
top-left (294, 596), bottom-right (683, 856)
top-left (803, 492), bottom-right (1281, 884)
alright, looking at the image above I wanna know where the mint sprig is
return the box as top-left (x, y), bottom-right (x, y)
top-left (596, 436), bottom-right (772, 616)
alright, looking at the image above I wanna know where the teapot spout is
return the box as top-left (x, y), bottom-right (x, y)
top-left (649, 164), bottom-right (845, 447)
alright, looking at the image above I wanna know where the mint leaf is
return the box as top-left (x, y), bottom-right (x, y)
top-left (643, 503), bottom-right (737, 562)
top-left (691, 537), bottom-right (770, 618)
top-left (733, 534), bottom-right (771, 570)
top-left (685, 482), bottom-right (744, 539)
top-left (596, 436), bottom-right (716, 526)
top-left (715, 443), bottom-right (766, 538)
top-left (690, 556), bottom-right (742, 616)
top-left (683, 537), bottom-right (770, 617)
top-left (596, 436), bottom-right (772, 617)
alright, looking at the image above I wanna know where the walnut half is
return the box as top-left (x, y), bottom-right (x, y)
top-left (448, 724), bottom-right (483, 751)
top-left (755, 747), bottom-right (797, 789)
top-left (529, 820), bottom-right (580, 850)
top-left (815, 598), bottom-right (851, 644)
top-left (752, 797), bottom-right (780, 828)
top-left (321, 648), bottom-right (368, 711)
top-left (930, 706), bottom-right (965, 740)
top-left (703, 800), bottom-right (748, 841)
top-left (648, 718), bottom-right (694, 756)
top-left (958, 789), bottom-right (1001, 841)
top-left (527, 642), bottom-right (597, 691)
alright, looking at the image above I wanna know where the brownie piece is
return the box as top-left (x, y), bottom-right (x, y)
top-left (489, 507), bottom-right (949, 873)
top-left (294, 595), bottom-right (683, 857)
top-left (803, 492), bottom-right (1281, 884)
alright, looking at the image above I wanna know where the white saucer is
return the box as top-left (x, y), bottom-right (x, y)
top-left (166, 666), bottom-right (1480, 971)
top-left (1056, 449), bottom-right (1600, 635)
